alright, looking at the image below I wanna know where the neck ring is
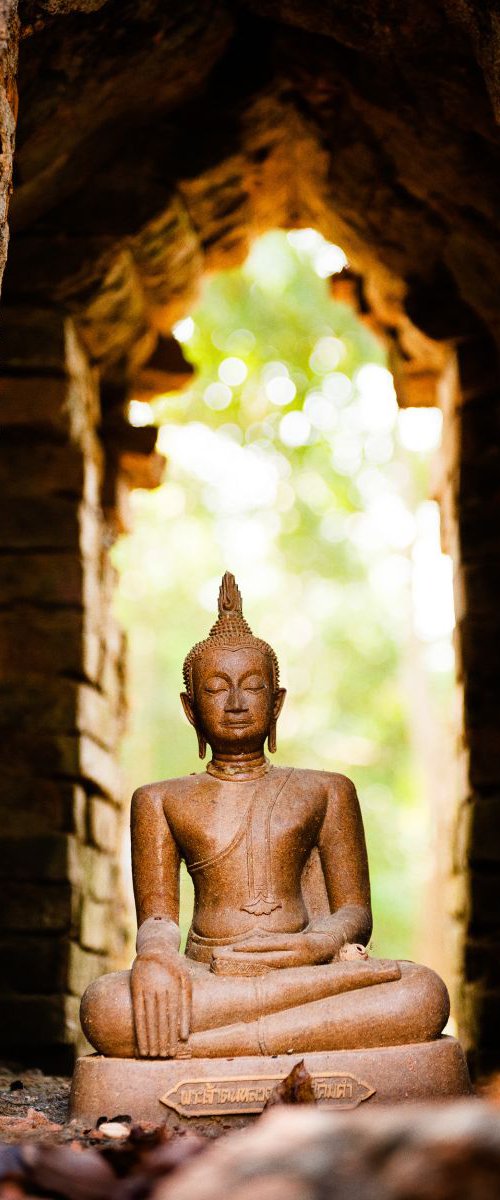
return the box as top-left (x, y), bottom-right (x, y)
top-left (206, 757), bottom-right (272, 782)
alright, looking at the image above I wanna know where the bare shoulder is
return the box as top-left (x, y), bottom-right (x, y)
top-left (131, 773), bottom-right (206, 811)
top-left (289, 766), bottom-right (358, 800)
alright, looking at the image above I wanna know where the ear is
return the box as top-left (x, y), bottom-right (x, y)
top-left (181, 692), bottom-right (207, 759)
top-left (268, 688), bottom-right (286, 755)
top-left (272, 688), bottom-right (286, 721)
top-left (180, 692), bottom-right (196, 728)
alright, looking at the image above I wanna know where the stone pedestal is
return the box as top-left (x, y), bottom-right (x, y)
top-left (69, 1037), bottom-right (471, 1129)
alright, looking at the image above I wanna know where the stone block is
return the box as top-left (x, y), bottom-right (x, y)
top-left (1, 309), bottom-right (88, 378)
top-left (88, 796), bottom-right (119, 852)
top-left (67, 941), bottom-right (106, 996)
top-left (0, 934), bottom-right (106, 997)
top-left (68, 734), bottom-right (123, 800)
top-left (451, 799), bottom-right (472, 874)
top-left (76, 845), bottom-right (115, 902)
top-left (0, 881), bottom-right (76, 933)
top-left (0, 835), bottom-right (115, 899)
top-left (0, 371), bottom-right (99, 451)
top-left (120, 449), bottom-right (166, 490)
top-left (0, 679), bottom-right (119, 751)
top-left (465, 986), bottom-right (500, 1049)
top-left (77, 685), bottom-right (120, 751)
top-left (0, 935), bottom-right (67, 993)
top-left (132, 334), bottom-right (194, 399)
top-left (2, 731), bottom-right (122, 799)
top-left (456, 616), bottom-right (500, 682)
top-left (0, 778), bottom-right (81, 836)
top-left (80, 896), bottom-right (111, 953)
top-left (464, 938), bottom-right (500, 987)
top-left (0, 993), bottom-right (78, 1048)
top-left (458, 394), bottom-right (499, 462)
top-left (0, 609), bottom-right (100, 680)
top-left (0, 441), bottom-right (84, 497)
top-left (465, 795), bottom-right (500, 863)
top-left (0, 497), bottom-right (100, 559)
top-left (393, 368), bottom-right (439, 409)
top-left (0, 680), bottom-right (76, 732)
top-left (456, 338), bottom-right (500, 402)
top-left (468, 868), bottom-right (500, 934)
top-left (468, 729), bottom-right (500, 787)
top-left (0, 833), bottom-right (72, 881)
top-left (0, 496), bottom-right (82, 550)
top-left (70, 1041), bottom-right (471, 1127)
top-left (72, 786), bottom-right (88, 840)
top-left (0, 552), bottom-right (84, 606)
top-left (445, 871), bottom-right (469, 921)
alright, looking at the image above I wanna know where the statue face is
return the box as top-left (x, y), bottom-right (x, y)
top-left (190, 644), bottom-right (277, 753)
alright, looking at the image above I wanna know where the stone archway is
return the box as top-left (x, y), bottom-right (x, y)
top-left (0, 0), bottom-right (499, 1074)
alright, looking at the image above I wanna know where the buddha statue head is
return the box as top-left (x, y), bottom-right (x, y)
top-left (181, 572), bottom-right (286, 763)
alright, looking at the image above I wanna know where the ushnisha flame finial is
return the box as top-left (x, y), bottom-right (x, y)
top-left (182, 572), bottom-right (279, 699)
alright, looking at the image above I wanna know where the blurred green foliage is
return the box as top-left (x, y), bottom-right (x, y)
top-left (114, 231), bottom-right (444, 957)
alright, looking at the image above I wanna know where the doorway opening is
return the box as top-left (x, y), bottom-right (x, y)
top-left (113, 230), bottom-right (454, 977)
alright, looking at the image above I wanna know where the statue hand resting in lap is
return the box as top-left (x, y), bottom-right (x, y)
top-left (81, 573), bottom-right (449, 1059)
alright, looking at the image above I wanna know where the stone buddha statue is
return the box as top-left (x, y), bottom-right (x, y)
top-left (80, 572), bottom-right (456, 1071)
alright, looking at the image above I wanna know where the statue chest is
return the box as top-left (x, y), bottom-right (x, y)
top-left (172, 772), bottom-right (320, 915)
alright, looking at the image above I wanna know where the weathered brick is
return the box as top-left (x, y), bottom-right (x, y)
top-left (468, 868), bottom-right (500, 934)
top-left (0, 935), bottom-right (68, 993)
top-left (0, 679), bottom-right (120, 750)
top-left (0, 553), bottom-right (84, 606)
top-left (1, 309), bottom-right (89, 378)
top-left (0, 834), bottom-right (71, 881)
top-left (66, 734), bottom-right (123, 799)
top-left (77, 686), bottom-right (121, 751)
top-left (464, 938), bottom-right (500, 987)
top-left (0, 779), bottom-right (81, 836)
top-left (445, 871), bottom-right (469, 921)
top-left (67, 941), bottom-right (106, 996)
top-left (456, 338), bottom-right (500, 402)
top-left (465, 795), bottom-right (500, 863)
top-left (0, 993), bottom-right (80, 1048)
top-left (0, 609), bottom-right (100, 679)
top-left (88, 796), bottom-right (119, 852)
top-left (77, 845), bottom-right (115, 902)
top-left (0, 881), bottom-right (77, 933)
top-left (468, 729), bottom-right (500, 787)
top-left (0, 732), bottom-right (122, 799)
top-left (80, 896), bottom-right (111, 953)
top-left (0, 497), bottom-right (101, 553)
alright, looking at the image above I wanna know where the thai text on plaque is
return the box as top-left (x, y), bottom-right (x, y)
top-left (160, 1071), bottom-right (375, 1117)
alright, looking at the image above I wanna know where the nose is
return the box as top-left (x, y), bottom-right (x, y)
top-left (225, 685), bottom-right (248, 712)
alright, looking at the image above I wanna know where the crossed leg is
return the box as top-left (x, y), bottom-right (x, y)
top-left (81, 957), bottom-right (449, 1059)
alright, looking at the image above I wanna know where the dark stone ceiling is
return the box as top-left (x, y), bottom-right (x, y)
top-left (3, 0), bottom-right (500, 381)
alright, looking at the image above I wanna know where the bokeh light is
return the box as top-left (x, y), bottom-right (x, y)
top-left (115, 229), bottom-right (454, 966)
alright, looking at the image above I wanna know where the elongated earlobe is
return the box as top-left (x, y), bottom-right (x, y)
top-left (197, 730), bottom-right (207, 760)
top-left (268, 687), bottom-right (285, 752)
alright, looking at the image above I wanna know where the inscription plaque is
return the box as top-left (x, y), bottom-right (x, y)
top-left (160, 1070), bottom-right (375, 1117)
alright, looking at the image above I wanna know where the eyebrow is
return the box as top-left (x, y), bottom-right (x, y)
top-left (204, 670), bottom-right (266, 685)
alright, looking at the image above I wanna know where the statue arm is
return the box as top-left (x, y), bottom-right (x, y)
top-left (314, 774), bottom-right (373, 952)
top-left (131, 786), bottom-right (182, 959)
top-left (130, 786), bottom-right (192, 1057)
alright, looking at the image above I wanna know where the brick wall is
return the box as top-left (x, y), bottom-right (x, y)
top-left (438, 334), bottom-right (500, 1076)
top-left (0, 308), bottom-right (129, 1069)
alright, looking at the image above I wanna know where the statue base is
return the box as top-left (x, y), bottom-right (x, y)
top-left (69, 1037), bottom-right (471, 1129)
